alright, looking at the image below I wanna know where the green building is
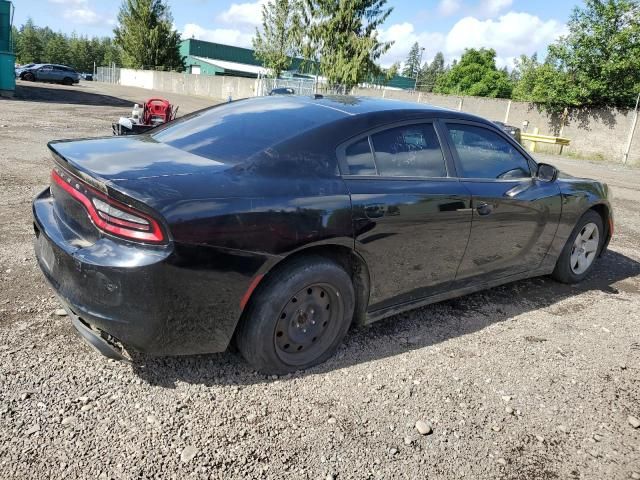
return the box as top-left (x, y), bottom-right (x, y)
top-left (179, 38), bottom-right (415, 89)
top-left (0, 0), bottom-right (15, 97)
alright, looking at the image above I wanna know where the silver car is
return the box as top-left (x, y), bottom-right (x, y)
top-left (19, 64), bottom-right (81, 85)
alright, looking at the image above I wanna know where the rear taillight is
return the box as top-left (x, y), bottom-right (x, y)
top-left (51, 168), bottom-right (165, 243)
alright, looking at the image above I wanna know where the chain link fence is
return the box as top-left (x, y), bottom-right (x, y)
top-left (96, 66), bottom-right (120, 84)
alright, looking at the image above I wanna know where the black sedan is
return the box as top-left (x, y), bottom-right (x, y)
top-left (33, 96), bottom-right (613, 374)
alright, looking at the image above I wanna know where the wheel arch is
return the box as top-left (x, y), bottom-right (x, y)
top-left (241, 243), bottom-right (371, 329)
top-left (587, 202), bottom-right (612, 253)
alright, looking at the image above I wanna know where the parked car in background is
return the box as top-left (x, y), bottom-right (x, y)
top-left (81, 73), bottom-right (93, 81)
top-left (493, 121), bottom-right (522, 143)
top-left (269, 87), bottom-right (295, 95)
top-left (15, 63), bottom-right (35, 77)
top-left (19, 64), bottom-right (81, 85)
top-left (33, 96), bottom-right (613, 374)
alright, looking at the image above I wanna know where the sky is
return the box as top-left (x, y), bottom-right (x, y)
top-left (12, 0), bottom-right (579, 69)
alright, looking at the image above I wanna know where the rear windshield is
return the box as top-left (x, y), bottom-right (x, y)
top-left (152, 97), bottom-right (342, 163)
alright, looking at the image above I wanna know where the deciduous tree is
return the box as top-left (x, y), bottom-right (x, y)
top-left (434, 48), bottom-right (512, 98)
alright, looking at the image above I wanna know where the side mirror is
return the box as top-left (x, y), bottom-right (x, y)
top-left (537, 163), bottom-right (558, 182)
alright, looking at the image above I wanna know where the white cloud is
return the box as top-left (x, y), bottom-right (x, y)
top-left (217, 0), bottom-right (268, 26)
top-left (63, 8), bottom-right (100, 25)
top-left (478, 0), bottom-right (513, 16)
top-left (438, 0), bottom-right (461, 16)
top-left (378, 22), bottom-right (445, 68)
top-left (445, 12), bottom-right (566, 67)
top-left (182, 23), bottom-right (255, 48)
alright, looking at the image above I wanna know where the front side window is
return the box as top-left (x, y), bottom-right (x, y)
top-left (446, 123), bottom-right (531, 179)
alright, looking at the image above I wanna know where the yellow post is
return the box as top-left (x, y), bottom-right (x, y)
top-left (531, 127), bottom-right (539, 153)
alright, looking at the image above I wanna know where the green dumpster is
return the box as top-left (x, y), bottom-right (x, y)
top-left (0, 1), bottom-right (15, 98)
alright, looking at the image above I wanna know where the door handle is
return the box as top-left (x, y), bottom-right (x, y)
top-left (476, 202), bottom-right (493, 216)
top-left (364, 204), bottom-right (386, 219)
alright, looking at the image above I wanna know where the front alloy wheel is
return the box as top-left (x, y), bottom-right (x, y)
top-left (570, 222), bottom-right (599, 275)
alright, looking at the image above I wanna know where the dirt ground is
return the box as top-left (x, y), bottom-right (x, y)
top-left (0, 81), bottom-right (639, 480)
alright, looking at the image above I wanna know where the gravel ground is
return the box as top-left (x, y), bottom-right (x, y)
top-left (1, 81), bottom-right (639, 480)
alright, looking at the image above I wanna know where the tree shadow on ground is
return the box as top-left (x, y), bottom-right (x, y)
top-left (130, 250), bottom-right (639, 389)
top-left (7, 82), bottom-right (134, 107)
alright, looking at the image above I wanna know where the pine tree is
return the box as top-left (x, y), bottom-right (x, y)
top-left (418, 51), bottom-right (445, 92)
top-left (44, 33), bottom-right (70, 66)
top-left (402, 42), bottom-right (421, 78)
top-left (253, 0), bottom-right (302, 78)
top-left (113, 0), bottom-right (183, 71)
top-left (303, 0), bottom-right (393, 92)
top-left (16, 18), bottom-right (43, 64)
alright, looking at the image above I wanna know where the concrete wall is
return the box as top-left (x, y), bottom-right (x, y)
top-left (112, 69), bottom-right (640, 165)
top-left (119, 69), bottom-right (154, 90)
top-left (117, 68), bottom-right (258, 102)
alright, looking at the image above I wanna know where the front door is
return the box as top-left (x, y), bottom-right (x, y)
top-left (338, 121), bottom-right (472, 311)
top-left (442, 122), bottom-right (562, 281)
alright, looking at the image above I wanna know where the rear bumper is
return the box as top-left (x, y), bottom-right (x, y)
top-left (33, 187), bottom-right (260, 357)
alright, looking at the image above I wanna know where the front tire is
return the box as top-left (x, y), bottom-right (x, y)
top-left (552, 210), bottom-right (603, 284)
top-left (62, 77), bottom-right (73, 86)
top-left (23, 72), bottom-right (35, 81)
top-left (236, 256), bottom-right (355, 375)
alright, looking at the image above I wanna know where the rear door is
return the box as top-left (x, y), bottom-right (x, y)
top-left (338, 120), bottom-right (472, 312)
top-left (442, 121), bottom-right (561, 281)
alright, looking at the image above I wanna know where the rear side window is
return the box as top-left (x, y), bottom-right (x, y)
top-left (371, 124), bottom-right (446, 177)
top-left (345, 138), bottom-right (376, 175)
top-left (446, 123), bottom-right (531, 179)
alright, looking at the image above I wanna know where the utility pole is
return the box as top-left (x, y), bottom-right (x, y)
top-left (414, 47), bottom-right (425, 91)
top-left (623, 92), bottom-right (640, 165)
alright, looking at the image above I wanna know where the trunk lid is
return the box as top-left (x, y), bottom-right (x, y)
top-left (48, 135), bottom-right (231, 183)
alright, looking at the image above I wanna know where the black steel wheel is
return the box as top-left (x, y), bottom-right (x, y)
top-left (235, 256), bottom-right (355, 374)
top-left (23, 72), bottom-right (35, 81)
top-left (274, 283), bottom-right (344, 367)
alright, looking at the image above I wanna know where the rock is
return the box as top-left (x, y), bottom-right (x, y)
top-left (403, 436), bottom-right (413, 445)
top-left (628, 416), bottom-right (640, 429)
top-left (146, 415), bottom-right (158, 424)
top-left (180, 445), bottom-right (198, 463)
top-left (325, 474), bottom-right (336, 480)
top-left (501, 396), bottom-right (512, 402)
top-left (327, 417), bottom-right (337, 425)
top-left (415, 420), bottom-right (432, 435)
top-left (61, 416), bottom-right (77, 425)
top-left (389, 447), bottom-right (398, 455)
top-left (246, 413), bottom-right (257, 424)
top-left (80, 404), bottom-right (92, 412)
top-left (25, 424), bottom-right (40, 435)
top-left (496, 458), bottom-right (507, 466)
top-left (54, 309), bottom-right (68, 317)
top-left (505, 406), bottom-right (514, 415)
top-left (558, 425), bottom-right (568, 433)
top-left (77, 396), bottom-right (90, 404)
top-left (630, 472), bottom-right (640, 480)
top-left (593, 434), bottom-right (603, 442)
top-left (491, 426), bottom-right (501, 432)
top-left (536, 435), bottom-right (544, 443)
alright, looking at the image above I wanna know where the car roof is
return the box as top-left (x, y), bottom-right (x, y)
top-left (245, 94), bottom-right (492, 125)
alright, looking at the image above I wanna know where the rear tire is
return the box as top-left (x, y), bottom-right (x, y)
top-left (236, 256), bottom-right (355, 375)
top-left (552, 210), bottom-right (603, 284)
